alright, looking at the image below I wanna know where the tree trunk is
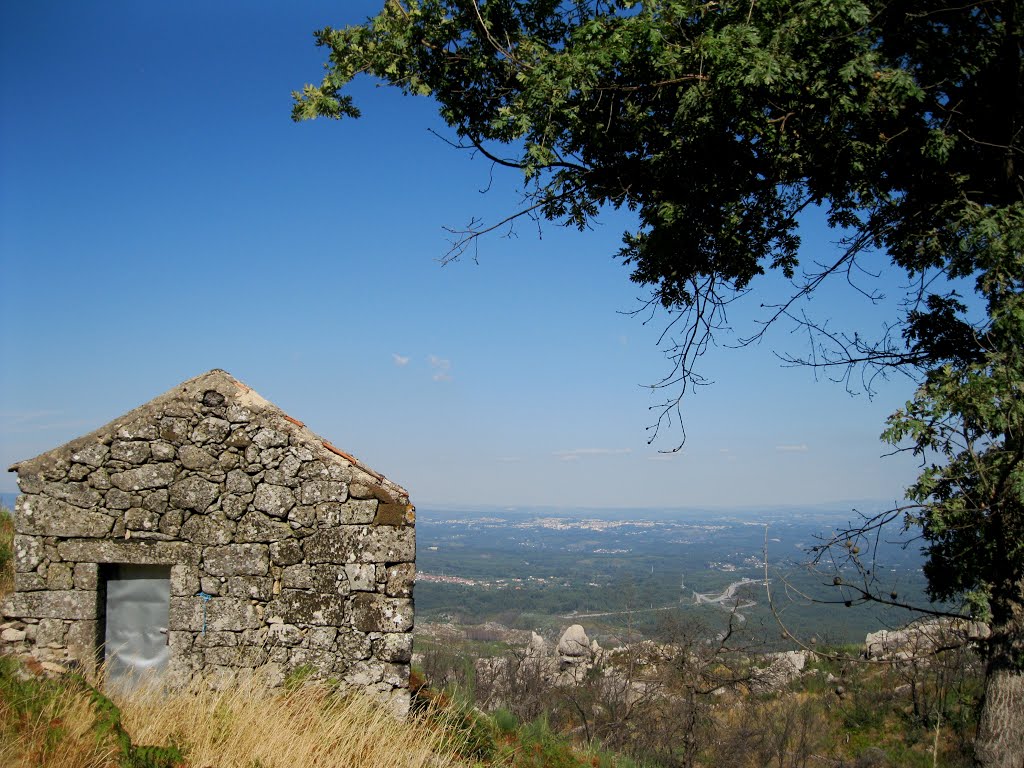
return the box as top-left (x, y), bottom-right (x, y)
top-left (975, 668), bottom-right (1024, 767)
top-left (974, 584), bottom-right (1024, 767)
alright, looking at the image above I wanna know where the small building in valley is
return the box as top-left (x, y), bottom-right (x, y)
top-left (1, 370), bottom-right (415, 714)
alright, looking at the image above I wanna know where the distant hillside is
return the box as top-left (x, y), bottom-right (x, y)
top-left (414, 505), bottom-right (930, 646)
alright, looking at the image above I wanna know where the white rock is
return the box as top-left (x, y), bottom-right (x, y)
top-left (1, 628), bottom-right (26, 642)
top-left (527, 631), bottom-right (547, 657)
top-left (865, 618), bottom-right (989, 660)
top-left (557, 624), bottom-right (591, 658)
top-left (754, 650), bottom-right (808, 691)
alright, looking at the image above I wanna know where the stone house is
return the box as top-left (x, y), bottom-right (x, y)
top-left (1, 370), bottom-right (415, 714)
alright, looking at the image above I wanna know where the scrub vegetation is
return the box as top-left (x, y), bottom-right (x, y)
top-left (415, 626), bottom-right (985, 768)
top-left (0, 636), bottom-right (988, 768)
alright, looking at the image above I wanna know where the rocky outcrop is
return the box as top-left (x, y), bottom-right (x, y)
top-left (527, 631), bottom-right (547, 658)
top-left (557, 624), bottom-right (591, 661)
top-left (753, 650), bottom-right (808, 691)
top-left (864, 618), bottom-right (989, 661)
top-left (556, 624), bottom-right (594, 682)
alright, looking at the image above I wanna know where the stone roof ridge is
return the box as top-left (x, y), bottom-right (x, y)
top-left (7, 369), bottom-right (409, 503)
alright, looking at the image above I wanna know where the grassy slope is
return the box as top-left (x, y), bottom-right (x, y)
top-left (0, 654), bottom-right (480, 768)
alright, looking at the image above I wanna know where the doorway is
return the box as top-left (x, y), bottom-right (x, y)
top-left (101, 564), bottom-right (171, 684)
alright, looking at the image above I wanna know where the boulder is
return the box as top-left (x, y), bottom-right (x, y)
top-left (527, 631), bottom-right (547, 657)
top-left (753, 650), bottom-right (807, 691)
top-left (557, 624), bottom-right (591, 660)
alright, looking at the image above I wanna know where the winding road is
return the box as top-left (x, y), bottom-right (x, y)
top-left (559, 578), bottom-right (767, 621)
top-left (692, 577), bottom-right (766, 622)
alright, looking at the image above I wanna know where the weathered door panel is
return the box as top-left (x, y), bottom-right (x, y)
top-left (103, 565), bottom-right (171, 684)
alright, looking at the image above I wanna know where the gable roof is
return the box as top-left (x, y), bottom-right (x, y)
top-left (8, 369), bottom-right (408, 504)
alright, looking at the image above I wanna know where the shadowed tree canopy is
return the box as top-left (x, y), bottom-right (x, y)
top-left (293, 1), bottom-right (1023, 763)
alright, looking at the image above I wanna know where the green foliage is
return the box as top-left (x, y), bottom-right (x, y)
top-left (492, 706), bottom-right (519, 735)
top-left (840, 680), bottom-right (893, 732)
top-left (0, 654), bottom-right (69, 755)
top-left (0, 506), bottom-right (13, 595)
top-left (447, 702), bottom-right (499, 762)
top-left (297, 0), bottom-right (1021, 550)
top-left (514, 714), bottom-right (590, 768)
top-left (883, 204), bottom-right (1024, 650)
top-left (413, 666), bottom-right (631, 767)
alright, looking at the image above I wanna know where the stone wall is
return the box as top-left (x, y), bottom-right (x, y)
top-left (0, 370), bottom-right (415, 715)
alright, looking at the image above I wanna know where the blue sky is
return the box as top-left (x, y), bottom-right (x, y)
top-left (0, 1), bottom-right (926, 509)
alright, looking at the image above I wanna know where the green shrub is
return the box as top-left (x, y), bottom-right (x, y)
top-left (515, 714), bottom-right (587, 768)
top-left (492, 707), bottom-right (518, 735)
top-left (841, 681), bottom-right (893, 732)
top-left (445, 703), bottom-right (497, 762)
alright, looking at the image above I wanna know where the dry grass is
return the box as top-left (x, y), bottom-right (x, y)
top-left (0, 654), bottom-right (473, 768)
top-left (116, 675), bottom-right (471, 768)
top-left (0, 670), bottom-right (120, 768)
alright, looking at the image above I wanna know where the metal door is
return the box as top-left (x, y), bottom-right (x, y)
top-left (103, 564), bottom-right (171, 684)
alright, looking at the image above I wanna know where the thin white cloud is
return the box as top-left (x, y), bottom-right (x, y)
top-left (776, 443), bottom-right (809, 453)
top-left (553, 447), bottom-right (632, 461)
top-left (392, 353), bottom-right (410, 367)
top-left (647, 452), bottom-right (682, 462)
top-left (428, 354), bottom-right (452, 382)
top-left (496, 456), bottom-right (522, 463)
